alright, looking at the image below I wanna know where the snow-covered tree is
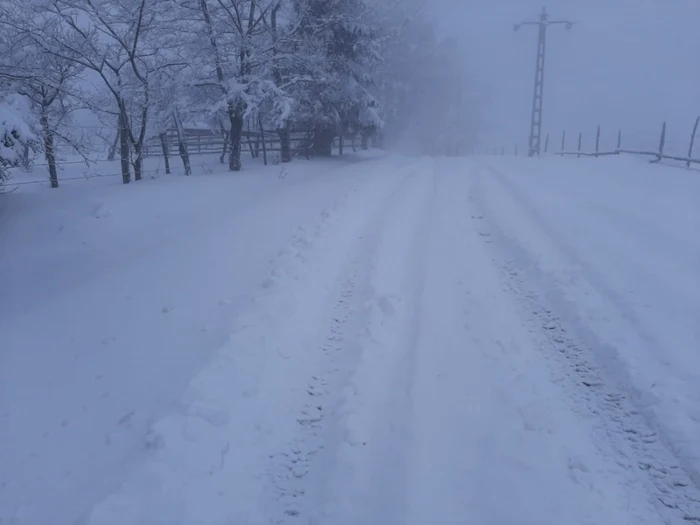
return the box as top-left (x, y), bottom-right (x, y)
top-left (0, 2), bottom-right (92, 187)
top-left (288, 0), bottom-right (384, 155)
top-left (0, 0), bottom-right (468, 187)
top-left (27, 0), bottom-right (188, 183)
top-left (188, 0), bottom-right (273, 171)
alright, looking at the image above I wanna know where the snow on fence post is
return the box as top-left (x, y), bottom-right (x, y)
top-left (688, 116), bottom-right (699, 168)
top-left (561, 130), bottom-right (566, 152)
top-left (595, 125), bottom-right (601, 157)
top-left (577, 132), bottom-right (582, 158)
top-left (544, 133), bottom-right (550, 153)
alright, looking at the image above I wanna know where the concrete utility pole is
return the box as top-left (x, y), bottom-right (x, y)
top-left (515, 7), bottom-right (573, 157)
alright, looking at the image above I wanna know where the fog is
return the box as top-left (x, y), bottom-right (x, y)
top-left (437, 0), bottom-right (700, 153)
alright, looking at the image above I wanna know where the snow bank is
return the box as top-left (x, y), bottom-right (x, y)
top-left (84, 156), bottom-right (413, 525)
top-left (475, 154), bottom-right (700, 485)
top-left (0, 153), bottom-right (386, 525)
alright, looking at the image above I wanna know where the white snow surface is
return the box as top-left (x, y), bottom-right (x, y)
top-left (1, 153), bottom-right (699, 525)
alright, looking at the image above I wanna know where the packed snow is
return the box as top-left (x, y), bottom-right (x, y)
top-left (1, 153), bottom-right (699, 525)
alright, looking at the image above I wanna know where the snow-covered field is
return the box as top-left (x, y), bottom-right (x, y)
top-left (1, 153), bottom-right (699, 525)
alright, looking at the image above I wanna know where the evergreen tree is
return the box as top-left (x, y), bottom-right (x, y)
top-left (291, 0), bottom-right (383, 155)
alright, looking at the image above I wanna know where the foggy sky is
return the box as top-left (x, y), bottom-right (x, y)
top-left (439, 0), bottom-right (700, 154)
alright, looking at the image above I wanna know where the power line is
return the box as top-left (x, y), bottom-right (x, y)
top-left (515, 7), bottom-right (574, 157)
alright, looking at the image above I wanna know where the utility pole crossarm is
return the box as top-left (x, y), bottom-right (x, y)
top-left (548, 20), bottom-right (575, 27)
top-left (515, 7), bottom-right (574, 157)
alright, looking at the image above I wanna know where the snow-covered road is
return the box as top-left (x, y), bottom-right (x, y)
top-left (2, 155), bottom-right (699, 524)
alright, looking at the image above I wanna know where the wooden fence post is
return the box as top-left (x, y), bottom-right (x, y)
top-left (246, 121), bottom-right (256, 159)
top-left (577, 132), bottom-right (582, 158)
top-left (544, 134), bottom-right (550, 153)
top-left (595, 125), bottom-right (601, 157)
top-left (258, 116), bottom-right (268, 166)
top-left (656, 121), bottom-right (667, 162)
top-left (220, 132), bottom-right (229, 164)
top-left (688, 116), bottom-right (699, 168)
top-left (159, 133), bottom-right (171, 174)
top-left (617, 129), bottom-right (622, 151)
top-left (561, 130), bottom-right (566, 153)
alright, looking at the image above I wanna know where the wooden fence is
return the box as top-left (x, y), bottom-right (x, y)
top-left (491, 116), bottom-right (700, 168)
top-left (142, 128), bottom-right (314, 162)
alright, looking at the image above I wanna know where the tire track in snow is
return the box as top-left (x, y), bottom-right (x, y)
top-left (266, 270), bottom-right (360, 520)
top-left (469, 162), bottom-right (700, 524)
top-left (266, 266), bottom-right (370, 522)
top-left (284, 160), bottom-right (437, 525)
top-left (264, 160), bottom-right (432, 523)
top-left (346, 159), bottom-right (436, 523)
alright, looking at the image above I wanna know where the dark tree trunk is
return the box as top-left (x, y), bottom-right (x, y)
top-left (133, 147), bottom-right (143, 181)
top-left (41, 111), bottom-right (58, 188)
top-left (313, 127), bottom-right (334, 157)
top-left (228, 107), bottom-right (243, 171)
top-left (119, 109), bottom-right (131, 184)
top-left (361, 132), bottom-right (369, 151)
top-left (160, 133), bottom-right (171, 174)
top-left (339, 134), bottom-right (344, 155)
top-left (279, 127), bottom-right (291, 163)
top-left (178, 141), bottom-right (191, 176)
top-left (173, 113), bottom-right (191, 176)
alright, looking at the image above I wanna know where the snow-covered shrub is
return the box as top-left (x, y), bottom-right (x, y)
top-left (0, 95), bottom-right (35, 188)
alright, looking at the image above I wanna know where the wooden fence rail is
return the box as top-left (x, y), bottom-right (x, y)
top-left (143, 129), bottom-right (314, 160)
